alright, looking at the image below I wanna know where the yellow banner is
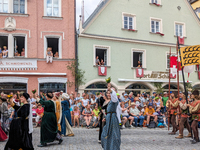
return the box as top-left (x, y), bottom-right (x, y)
top-left (180, 45), bottom-right (200, 66)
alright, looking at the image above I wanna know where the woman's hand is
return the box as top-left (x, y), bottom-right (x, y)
top-left (102, 118), bottom-right (106, 122)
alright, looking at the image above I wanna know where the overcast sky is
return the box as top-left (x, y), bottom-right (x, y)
top-left (76, 0), bottom-right (101, 27)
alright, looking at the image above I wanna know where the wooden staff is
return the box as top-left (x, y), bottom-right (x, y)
top-left (168, 47), bottom-right (171, 131)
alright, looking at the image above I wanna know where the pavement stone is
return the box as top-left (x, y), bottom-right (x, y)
top-left (0, 127), bottom-right (200, 150)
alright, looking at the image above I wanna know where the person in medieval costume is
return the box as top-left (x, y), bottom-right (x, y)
top-left (187, 90), bottom-right (200, 144)
top-left (61, 93), bottom-right (74, 136)
top-left (4, 93), bottom-right (34, 150)
top-left (167, 92), bottom-right (179, 135)
top-left (175, 94), bottom-right (191, 139)
top-left (38, 91), bottom-right (63, 147)
top-left (0, 96), bottom-right (9, 134)
top-left (0, 125), bottom-right (7, 141)
top-left (101, 83), bottom-right (121, 150)
top-left (53, 92), bottom-right (62, 135)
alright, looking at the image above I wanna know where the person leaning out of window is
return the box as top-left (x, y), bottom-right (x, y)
top-left (2, 46), bottom-right (8, 58)
top-left (46, 47), bottom-right (53, 63)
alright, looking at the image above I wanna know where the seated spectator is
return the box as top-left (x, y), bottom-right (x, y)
top-left (92, 105), bottom-right (100, 128)
top-left (2, 46), bottom-right (8, 58)
top-left (54, 52), bottom-right (59, 58)
top-left (129, 102), bottom-right (144, 127)
top-left (155, 107), bottom-right (167, 127)
top-left (46, 47), bottom-right (53, 63)
top-left (82, 105), bottom-right (93, 129)
top-left (100, 59), bottom-right (104, 66)
top-left (137, 61), bottom-right (142, 68)
top-left (141, 104), bottom-right (147, 115)
top-left (122, 93), bottom-right (130, 108)
top-left (145, 104), bottom-right (157, 127)
top-left (134, 94), bottom-right (141, 107)
top-left (73, 106), bottom-right (80, 128)
top-left (128, 92), bottom-right (134, 102)
top-left (90, 94), bottom-right (96, 109)
top-left (21, 48), bottom-right (25, 56)
top-left (35, 103), bottom-right (44, 127)
top-left (96, 56), bottom-right (100, 65)
top-left (155, 96), bottom-right (163, 109)
top-left (147, 97), bottom-right (156, 109)
top-left (121, 103), bottom-right (134, 128)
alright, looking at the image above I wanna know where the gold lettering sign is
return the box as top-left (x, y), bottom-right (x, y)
top-left (143, 71), bottom-right (169, 79)
top-left (180, 45), bottom-right (200, 66)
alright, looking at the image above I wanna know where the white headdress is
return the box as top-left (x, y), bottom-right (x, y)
top-left (62, 93), bottom-right (70, 100)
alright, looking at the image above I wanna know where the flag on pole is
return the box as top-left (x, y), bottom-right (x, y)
top-left (170, 56), bottom-right (177, 78)
top-left (183, 65), bottom-right (194, 82)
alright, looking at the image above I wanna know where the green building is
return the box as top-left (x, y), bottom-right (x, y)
top-left (78, 0), bottom-right (200, 95)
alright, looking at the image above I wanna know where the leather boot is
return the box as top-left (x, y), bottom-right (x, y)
top-left (184, 133), bottom-right (192, 138)
top-left (168, 132), bottom-right (176, 135)
top-left (175, 134), bottom-right (183, 139)
top-left (191, 138), bottom-right (198, 144)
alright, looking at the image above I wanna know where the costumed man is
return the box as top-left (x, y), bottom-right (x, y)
top-left (38, 91), bottom-right (63, 147)
top-left (168, 92), bottom-right (179, 135)
top-left (187, 90), bottom-right (200, 144)
top-left (175, 94), bottom-right (191, 139)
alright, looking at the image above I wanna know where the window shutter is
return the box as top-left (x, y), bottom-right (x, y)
top-left (158, 0), bottom-right (161, 5)
top-left (122, 14), bottom-right (124, 29)
top-left (183, 24), bottom-right (186, 37)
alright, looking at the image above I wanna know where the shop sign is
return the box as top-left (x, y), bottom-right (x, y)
top-left (143, 71), bottom-right (169, 79)
top-left (0, 59), bottom-right (37, 70)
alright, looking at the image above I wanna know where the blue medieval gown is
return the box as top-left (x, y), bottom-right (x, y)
top-left (61, 100), bottom-right (74, 136)
top-left (101, 90), bottom-right (121, 150)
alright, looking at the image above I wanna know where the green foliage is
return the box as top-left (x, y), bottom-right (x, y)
top-left (66, 59), bottom-right (85, 88)
top-left (153, 82), bottom-right (164, 94)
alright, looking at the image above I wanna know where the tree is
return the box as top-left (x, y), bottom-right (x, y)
top-left (153, 82), bottom-right (164, 94)
top-left (67, 59), bottom-right (85, 91)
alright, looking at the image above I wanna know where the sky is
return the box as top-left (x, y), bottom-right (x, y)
top-left (76, 0), bottom-right (102, 28)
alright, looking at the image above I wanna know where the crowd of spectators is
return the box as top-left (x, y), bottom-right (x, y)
top-left (2, 90), bottom-right (190, 132)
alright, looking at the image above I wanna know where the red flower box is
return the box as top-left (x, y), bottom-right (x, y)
top-left (156, 32), bottom-right (164, 36)
top-left (128, 29), bottom-right (136, 32)
top-left (153, 3), bottom-right (160, 6)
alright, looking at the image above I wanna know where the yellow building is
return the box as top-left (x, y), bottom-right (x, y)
top-left (189, 0), bottom-right (200, 18)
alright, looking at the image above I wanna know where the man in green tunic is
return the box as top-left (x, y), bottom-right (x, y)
top-left (38, 92), bottom-right (63, 147)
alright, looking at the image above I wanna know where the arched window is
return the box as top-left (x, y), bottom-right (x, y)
top-left (163, 84), bottom-right (178, 89)
top-left (85, 82), bottom-right (115, 94)
top-left (125, 83), bottom-right (151, 95)
top-left (0, 83), bottom-right (27, 94)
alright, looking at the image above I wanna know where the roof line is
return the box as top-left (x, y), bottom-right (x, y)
top-left (82, 0), bottom-right (110, 29)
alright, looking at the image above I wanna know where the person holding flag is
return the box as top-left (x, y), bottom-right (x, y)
top-left (175, 94), bottom-right (191, 139)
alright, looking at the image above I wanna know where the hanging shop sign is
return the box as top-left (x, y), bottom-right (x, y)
top-left (0, 59), bottom-right (37, 70)
top-left (143, 71), bottom-right (169, 79)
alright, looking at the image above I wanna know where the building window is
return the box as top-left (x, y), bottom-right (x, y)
top-left (0, 0), bottom-right (8, 13)
top-left (0, 83), bottom-right (27, 94)
top-left (40, 83), bottom-right (66, 93)
top-left (46, 0), bottom-right (60, 17)
top-left (47, 38), bottom-right (59, 58)
top-left (122, 13), bottom-right (136, 30)
top-left (151, 20), bottom-right (160, 33)
top-left (133, 52), bottom-right (143, 67)
top-left (13, 0), bottom-right (25, 14)
top-left (94, 45), bottom-right (110, 66)
top-left (150, 0), bottom-right (161, 5)
top-left (14, 36), bottom-right (25, 57)
top-left (0, 36), bottom-right (8, 58)
top-left (124, 16), bottom-right (133, 29)
top-left (131, 49), bottom-right (146, 68)
top-left (175, 22), bottom-right (186, 37)
top-left (44, 36), bottom-right (61, 58)
top-left (96, 48), bottom-right (107, 66)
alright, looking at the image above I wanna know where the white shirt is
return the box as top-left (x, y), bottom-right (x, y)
top-left (90, 98), bottom-right (96, 104)
top-left (82, 99), bottom-right (88, 106)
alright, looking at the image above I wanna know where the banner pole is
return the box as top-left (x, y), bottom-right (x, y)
top-left (177, 36), bottom-right (193, 139)
top-left (168, 47), bottom-right (171, 131)
top-left (177, 42), bottom-right (181, 125)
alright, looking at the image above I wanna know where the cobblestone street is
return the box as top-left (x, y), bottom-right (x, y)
top-left (1, 127), bottom-right (200, 150)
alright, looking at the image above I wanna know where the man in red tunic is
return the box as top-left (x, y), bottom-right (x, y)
top-left (187, 90), bottom-right (200, 144)
top-left (175, 94), bottom-right (191, 139)
top-left (168, 93), bottom-right (179, 135)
